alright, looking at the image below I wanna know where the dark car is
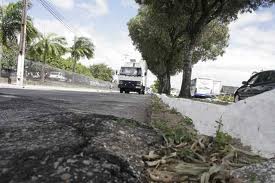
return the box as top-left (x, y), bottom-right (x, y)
top-left (234, 70), bottom-right (275, 102)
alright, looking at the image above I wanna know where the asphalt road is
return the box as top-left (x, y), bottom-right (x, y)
top-left (0, 88), bottom-right (160, 183)
top-left (0, 88), bottom-right (152, 123)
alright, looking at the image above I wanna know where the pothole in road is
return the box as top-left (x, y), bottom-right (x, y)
top-left (0, 112), bottom-right (162, 183)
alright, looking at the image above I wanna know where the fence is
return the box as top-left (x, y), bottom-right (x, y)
top-left (0, 59), bottom-right (117, 90)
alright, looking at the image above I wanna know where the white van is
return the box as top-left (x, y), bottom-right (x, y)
top-left (117, 59), bottom-right (148, 94)
top-left (191, 78), bottom-right (221, 97)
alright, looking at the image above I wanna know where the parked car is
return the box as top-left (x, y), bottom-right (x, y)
top-left (48, 72), bottom-right (67, 82)
top-left (234, 70), bottom-right (275, 102)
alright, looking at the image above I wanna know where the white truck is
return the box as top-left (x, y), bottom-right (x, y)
top-left (117, 59), bottom-right (147, 94)
top-left (190, 78), bottom-right (222, 97)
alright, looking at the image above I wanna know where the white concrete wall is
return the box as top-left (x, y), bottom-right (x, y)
top-left (160, 96), bottom-right (226, 136)
top-left (158, 90), bottom-right (275, 158)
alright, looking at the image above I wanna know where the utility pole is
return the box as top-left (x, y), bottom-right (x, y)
top-left (16, 0), bottom-right (28, 87)
top-left (0, 0), bottom-right (4, 78)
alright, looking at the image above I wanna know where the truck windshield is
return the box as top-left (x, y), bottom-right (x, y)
top-left (120, 67), bottom-right (142, 76)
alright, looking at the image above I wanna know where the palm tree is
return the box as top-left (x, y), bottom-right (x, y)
top-left (70, 37), bottom-right (94, 73)
top-left (0, 1), bottom-right (37, 47)
top-left (28, 33), bottom-right (67, 81)
top-left (0, 1), bottom-right (37, 79)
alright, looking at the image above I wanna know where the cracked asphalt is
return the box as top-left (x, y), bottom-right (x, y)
top-left (0, 88), bottom-right (162, 183)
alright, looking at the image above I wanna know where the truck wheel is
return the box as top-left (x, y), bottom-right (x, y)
top-left (125, 91), bottom-right (130, 94)
top-left (120, 89), bottom-right (123, 93)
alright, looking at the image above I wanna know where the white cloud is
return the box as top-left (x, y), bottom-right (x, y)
top-left (77, 0), bottom-right (109, 17)
top-left (33, 18), bottom-right (75, 43)
top-left (120, 0), bottom-right (138, 9)
top-left (51, 0), bottom-right (75, 10)
top-left (230, 11), bottom-right (273, 29)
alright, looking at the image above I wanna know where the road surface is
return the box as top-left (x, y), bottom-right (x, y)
top-left (0, 88), bottom-right (161, 183)
top-left (0, 88), bottom-right (151, 123)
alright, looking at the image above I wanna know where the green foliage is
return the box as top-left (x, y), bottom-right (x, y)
top-left (28, 33), bottom-right (67, 64)
top-left (192, 20), bottom-right (230, 64)
top-left (128, 6), bottom-right (183, 94)
top-left (151, 80), bottom-right (160, 93)
top-left (129, 4), bottom-right (230, 96)
top-left (215, 120), bottom-right (232, 149)
top-left (71, 37), bottom-right (94, 72)
top-left (47, 57), bottom-right (92, 77)
top-left (249, 173), bottom-right (258, 183)
top-left (90, 64), bottom-right (113, 82)
top-left (217, 95), bottom-right (234, 103)
top-left (183, 117), bottom-right (193, 126)
top-left (0, 1), bottom-right (38, 47)
top-left (135, 0), bottom-right (274, 98)
top-left (0, 1), bottom-right (96, 80)
top-left (154, 119), bottom-right (194, 144)
top-left (151, 95), bottom-right (165, 112)
top-left (170, 107), bottom-right (178, 114)
top-left (1, 43), bottom-right (17, 69)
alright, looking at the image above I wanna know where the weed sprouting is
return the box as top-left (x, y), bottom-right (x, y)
top-left (215, 119), bottom-right (232, 149)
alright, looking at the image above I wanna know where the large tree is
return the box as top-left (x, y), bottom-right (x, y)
top-left (136, 0), bottom-right (274, 98)
top-left (128, 6), bottom-right (183, 94)
top-left (129, 5), bottom-right (229, 95)
top-left (70, 37), bottom-right (94, 73)
top-left (28, 33), bottom-right (67, 81)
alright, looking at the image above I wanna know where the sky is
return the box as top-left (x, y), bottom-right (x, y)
top-left (2, 0), bottom-right (275, 88)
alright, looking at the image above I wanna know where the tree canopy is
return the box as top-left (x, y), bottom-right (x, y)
top-left (129, 5), bottom-right (229, 94)
top-left (128, 6), bottom-right (183, 94)
top-left (0, 1), bottom-right (37, 47)
top-left (135, 0), bottom-right (274, 97)
top-left (70, 37), bottom-right (95, 72)
top-left (28, 33), bottom-right (67, 81)
top-left (90, 64), bottom-right (113, 82)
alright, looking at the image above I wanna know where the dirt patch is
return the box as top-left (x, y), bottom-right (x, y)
top-left (0, 95), bottom-right (162, 183)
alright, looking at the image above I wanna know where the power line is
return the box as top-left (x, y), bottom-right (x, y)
top-left (37, 0), bottom-right (79, 35)
top-left (41, 0), bottom-right (76, 32)
top-left (38, 0), bottom-right (75, 34)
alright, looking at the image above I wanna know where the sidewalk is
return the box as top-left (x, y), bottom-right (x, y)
top-left (0, 83), bottom-right (118, 93)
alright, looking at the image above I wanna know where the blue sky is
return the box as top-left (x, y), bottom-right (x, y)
top-left (2, 0), bottom-right (275, 87)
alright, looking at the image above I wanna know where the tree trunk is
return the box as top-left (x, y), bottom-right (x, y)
top-left (158, 72), bottom-right (171, 95)
top-left (72, 57), bottom-right (77, 83)
top-left (162, 72), bottom-right (171, 95)
top-left (179, 40), bottom-right (195, 98)
top-left (158, 76), bottom-right (164, 94)
top-left (41, 52), bottom-right (46, 82)
top-left (0, 59), bottom-right (2, 78)
top-left (72, 58), bottom-right (76, 73)
top-left (0, 45), bottom-right (3, 78)
top-left (7, 69), bottom-right (11, 84)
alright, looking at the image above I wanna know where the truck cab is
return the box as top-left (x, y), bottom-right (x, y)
top-left (118, 60), bottom-right (147, 94)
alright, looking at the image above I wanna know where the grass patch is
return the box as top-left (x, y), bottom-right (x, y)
top-left (217, 95), bottom-right (234, 103)
top-left (153, 119), bottom-right (195, 144)
top-left (170, 107), bottom-right (178, 114)
top-left (215, 119), bottom-right (233, 150)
